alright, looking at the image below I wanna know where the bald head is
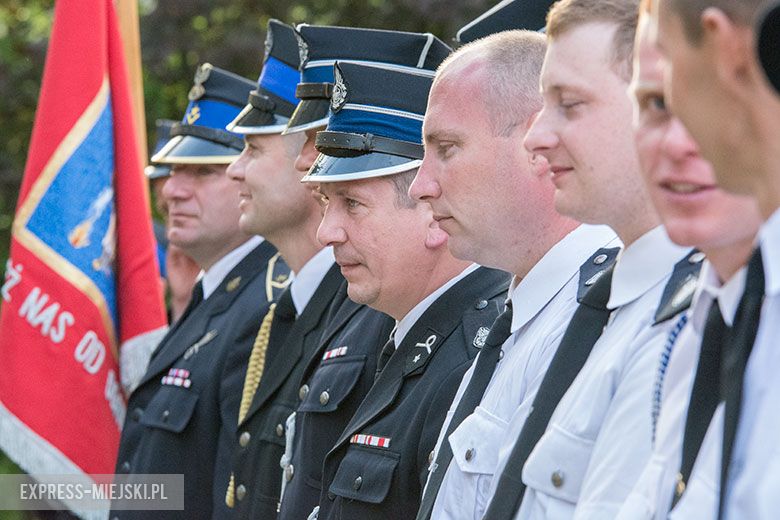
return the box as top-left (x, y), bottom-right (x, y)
top-left (434, 30), bottom-right (546, 136)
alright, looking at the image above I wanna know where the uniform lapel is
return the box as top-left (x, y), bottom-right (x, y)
top-left (333, 267), bottom-right (510, 449)
top-left (242, 263), bottom-right (344, 423)
top-left (138, 241), bottom-right (278, 389)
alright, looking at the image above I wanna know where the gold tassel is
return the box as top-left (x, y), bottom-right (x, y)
top-left (225, 302), bottom-right (277, 508)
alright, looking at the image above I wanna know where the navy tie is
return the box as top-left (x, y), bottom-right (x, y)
top-left (719, 249), bottom-right (764, 519)
top-left (481, 266), bottom-right (615, 520)
top-left (416, 305), bottom-right (513, 520)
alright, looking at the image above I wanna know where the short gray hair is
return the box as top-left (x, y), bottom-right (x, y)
top-left (435, 30), bottom-right (546, 136)
top-left (387, 168), bottom-right (418, 209)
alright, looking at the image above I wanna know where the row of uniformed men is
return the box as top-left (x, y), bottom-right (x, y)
top-left (110, 0), bottom-right (780, 518)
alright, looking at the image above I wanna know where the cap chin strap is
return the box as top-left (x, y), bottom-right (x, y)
top-left (315, 130), bottom-right (423, 159)
top-left (295, 82), bottom-right (333, 100)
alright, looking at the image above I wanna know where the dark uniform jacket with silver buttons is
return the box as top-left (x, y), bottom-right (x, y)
top-left (317, 267), bottom-right (510, 520)
top-left (277, 282), bottom-right (395, 520)
top-left (111, 241), bottom-right (287, 520)
top-left (230, 263), bottom-right (351, 519)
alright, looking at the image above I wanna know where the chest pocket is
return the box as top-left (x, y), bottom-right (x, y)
top-left (298, 355), bottom-right (366, 414)
top-left (523, 423), bottom-right (594, 505)
top-left (449, 406), bottom-right (508, 476)
top-left (329, 445), bottom-right (399, 504)
top-left (139, 387), bottom-right (199, 433)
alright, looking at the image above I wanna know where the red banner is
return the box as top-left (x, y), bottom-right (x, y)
top-left (0, 0), bottom-right (167, 506)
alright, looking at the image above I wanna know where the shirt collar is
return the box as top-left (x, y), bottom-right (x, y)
top-left (759, 207), bottom-right (780, 296)
top-left (201, 236), bottom-right (264, 299)
top-left (290, 246), bottom-right (336, 315)
top-left (607, 226), bottom-right (690, 310)
top-left (510, 224), bottom-right (619, 332)
top-left (394, 263), bottom-right (480, 347)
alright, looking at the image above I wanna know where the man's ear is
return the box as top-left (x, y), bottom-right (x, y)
top-left (425, 218), bottom-right (449, 250)
top-left (702, 7), bottom-right (755, 92)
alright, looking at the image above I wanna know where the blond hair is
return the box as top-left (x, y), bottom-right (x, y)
top-left (546, 0), bottom-right (641, 80)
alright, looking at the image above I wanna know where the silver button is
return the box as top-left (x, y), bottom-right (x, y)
top-left (353, 476), bottom-right (363, 490)
top-left (475, 299), bottom-right (488, 310)
top-left (236, 484), bottom-right (246, 501)
top-left (320, 391), bottom-right (330, 406)
top-left (299, 384), bottom-right (309, 400)
top-left (428, 450), bottom-right (435, 465)
top-left (551, 470), bottom-right (564, 488)
top-left (689, 251), bottom-right (706, 264)
top-left (276, 423), bottom-right (284, 437)
top-left (465, 448), bottom-right (475, 461)
top-left (239, 431), bottom-right (251, 447)
top-left (593, 253), bottom-right (608, 265)
top-left (161, 409), bottom-right (170, 421)
top-left (285, 464), bottom-right (295, 482)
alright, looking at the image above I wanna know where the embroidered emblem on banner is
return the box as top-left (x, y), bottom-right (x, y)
top-left (161, 368), bottom-right (192, 388)
top-left (322, 346), bottom-right (348, 361)
top-left (350, 433), bottom-right (391, 449)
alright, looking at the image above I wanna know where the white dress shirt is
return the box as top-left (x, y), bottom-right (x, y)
top-left (669, 404), bottom-right (723, 520)
top-left (718, 208), bottom-right (780, 519)
top-left (289, 246), bottom-right (335, 315)
top-left (616, 261), bottom-right (745, 520)
top-left (426, 224), bottom-right (618, 520)
top-left (200, 235), bottom-right (264, 299)
top-left (516, 226), bottom-right (689, 520)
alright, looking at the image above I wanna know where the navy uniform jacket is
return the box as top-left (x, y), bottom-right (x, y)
top-left (318, 267), bottom-right (510, 520)
top-left (111, 241), bottom-right (288, 520)
top-left (277, 282), bottom-right (395, 520)
top-left (230, 263), bottom-right (349, 518)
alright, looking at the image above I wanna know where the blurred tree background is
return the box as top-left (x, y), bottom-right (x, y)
top-left (0, 0), bottom-right (494, 516)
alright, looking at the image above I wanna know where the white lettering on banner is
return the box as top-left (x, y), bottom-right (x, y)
top-left (18, 286), bottom-right (75, 344)
top-left (1, 259), bottom-right (23, 302)
top-left (74, 331), bottom-right (106, 374)
top-left (105, 369), bottom-right (126, 428)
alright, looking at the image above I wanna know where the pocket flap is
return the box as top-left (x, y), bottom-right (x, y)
top-left (257, 403), bottom-right (295, 446)
top-left (298, 356), bottom-right (365, 414)
top-left (522, 423), bottom-right (594, 504)
top-left (449, 406), bottom-right (508, 475)
top-left (140, 388), bottom-right (199, 433)
top-left (328, 446), bottom-right (399, 504)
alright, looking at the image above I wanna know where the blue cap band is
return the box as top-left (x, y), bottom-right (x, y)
top-left (182, 99), bottom-right (243, 136)
top-left (258, 56), bottom-right (300, 105)
top-left (301, 63), bottom-right (335, 85)
top-left (327, 106), bottom-right (423, 143)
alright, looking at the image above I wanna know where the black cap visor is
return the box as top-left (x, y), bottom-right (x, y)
top-left (283, 98), bottom-right (330, 134)
top-left (301, 151), bottom-right (420, 182)
top-left (151, 135), bottom-right (240, 165)
top-left (227, 102), bottom-right (290, 135)
top-left (144, 164), bottom-right (171, 179)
